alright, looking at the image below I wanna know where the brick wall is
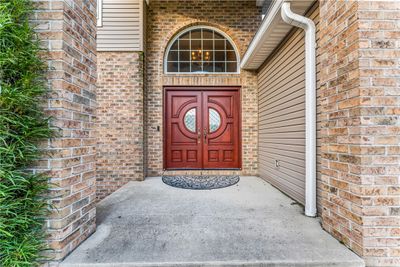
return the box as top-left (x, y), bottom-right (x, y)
top-left (146, 0), bottom-right (261, 176)
top-left (319, 0), bottom-right (363, 254)
top-left (96, 52), bottom-right (145, 200)
top-left (319, 1), bottom-right (400, 266)
top-left (357, 1), bottom-right (400, 265)
top-left (33, 0), bottom-right (97, 260)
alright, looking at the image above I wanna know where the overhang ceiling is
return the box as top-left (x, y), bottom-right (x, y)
top-left (241, 0), bottom-right (315, 70)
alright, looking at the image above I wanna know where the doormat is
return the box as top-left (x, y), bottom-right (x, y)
top-left (162, 175), bottom-right (240, 190)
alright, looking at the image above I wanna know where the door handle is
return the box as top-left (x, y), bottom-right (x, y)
top-left (197, 128), bottom-right (201, 143)
top-left (204, 128), bottom-right (207, 144)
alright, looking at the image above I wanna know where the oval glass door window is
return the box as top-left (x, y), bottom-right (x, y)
top-left (209, 108), bottom-right (221, 132)
top-left (184, 108), bottom-right (196, 132)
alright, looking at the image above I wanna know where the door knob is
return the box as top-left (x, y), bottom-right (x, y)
top-left (204, 128), bottom-right (207, 144)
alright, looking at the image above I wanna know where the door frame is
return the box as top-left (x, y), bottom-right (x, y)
top-left (163, 86), bottom-right (242, 170)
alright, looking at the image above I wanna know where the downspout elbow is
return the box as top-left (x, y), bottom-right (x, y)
top-left (281, 2), bottom-right (315, 32)
top-left (281, 2), bottom-right (317, 218)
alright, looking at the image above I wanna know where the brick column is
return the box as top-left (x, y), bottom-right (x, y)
top-left (319, 1), bottom-right (400, 266)
top-left (34, 0), bottom-right (97, 260)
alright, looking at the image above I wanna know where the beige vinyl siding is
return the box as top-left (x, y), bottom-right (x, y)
top-left (97, 0), bottom-right (145, 51)
top-left (257, 3), bottom-right (320, 205)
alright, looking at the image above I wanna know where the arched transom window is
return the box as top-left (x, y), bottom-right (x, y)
top-left (165, 26), bottom-right (239, 74)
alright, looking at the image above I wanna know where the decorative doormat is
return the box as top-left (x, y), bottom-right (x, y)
top-left (162, 175), bottom-right (240, 190)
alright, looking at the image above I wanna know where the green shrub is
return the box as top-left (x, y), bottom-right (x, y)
top-left (0, 0), bottom-right (53, 266)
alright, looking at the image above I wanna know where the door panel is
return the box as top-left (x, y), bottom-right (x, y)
top-left (164, 88), bottom-right (240, 169)
top-left (165, 91), bottom-right (202, 169)
top-left (203, 91), bottom-right (240, 169)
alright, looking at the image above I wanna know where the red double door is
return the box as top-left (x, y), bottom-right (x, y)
top-left (164, 87), bottom-right (241, 170)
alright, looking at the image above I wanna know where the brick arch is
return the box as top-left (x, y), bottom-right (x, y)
top-left (162, 21), bottom-right (244, 67)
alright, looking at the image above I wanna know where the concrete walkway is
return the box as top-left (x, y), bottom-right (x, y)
top-left (61, 177), bottom-right (364, 267)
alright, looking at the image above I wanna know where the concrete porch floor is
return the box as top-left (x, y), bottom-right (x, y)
top-left (61, 176), bottom-right (364, 267)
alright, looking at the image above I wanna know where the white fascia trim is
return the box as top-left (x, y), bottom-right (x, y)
top-left (240, 0), bottom-right (284, 69)
top-left (281, 1), bottom-right (317, 217)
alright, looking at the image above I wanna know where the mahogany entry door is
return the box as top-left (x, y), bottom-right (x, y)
top-left (164, 87), bottom-right (241, 170)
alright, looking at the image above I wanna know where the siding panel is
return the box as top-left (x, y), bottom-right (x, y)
top-left (97, 0), bottom-right (144, 51)
top-left (257, 3), bottom-right (320, 205)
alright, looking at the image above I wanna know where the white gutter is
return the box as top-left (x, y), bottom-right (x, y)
top-left (97, 0), bottom-right (103, 27)
top-left (281, 2), bottom-right (316, 217)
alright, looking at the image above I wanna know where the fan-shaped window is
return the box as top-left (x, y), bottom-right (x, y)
top-left (165, 26), bottom-right (239, 74)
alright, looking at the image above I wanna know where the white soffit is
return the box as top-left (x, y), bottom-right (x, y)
top-left (241, 0), bottom-right (315, 70)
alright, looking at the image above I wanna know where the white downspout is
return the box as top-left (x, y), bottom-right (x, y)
top-left (281, 2), bottom-right (316, 217)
